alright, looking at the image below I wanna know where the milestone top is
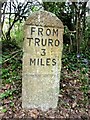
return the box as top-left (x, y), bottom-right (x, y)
top-left (24, 10), bottom-right (64, 28)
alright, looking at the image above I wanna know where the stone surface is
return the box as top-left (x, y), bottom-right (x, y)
top-left (22, 10), bottom-right (64, 111)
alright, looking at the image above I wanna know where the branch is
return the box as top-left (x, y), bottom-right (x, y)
top-left (71, 2), bottom-right (78, 10)
top-left (3, 50), bottom-right (22, 63)
top-left (1, 2), bottom-right (7, 35)
top-left (80, 2), bottom-right (88, 18)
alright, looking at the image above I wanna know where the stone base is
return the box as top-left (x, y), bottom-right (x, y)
top-left (22, 74), bottom-right (60, 111)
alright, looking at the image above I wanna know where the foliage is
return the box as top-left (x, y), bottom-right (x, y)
top-left (0, 89), bottom-right (15, 99)
top-left (43, 1), bottom-right (90, 53)
top-left (61, 50), bottom-right (90, 106)
top-left (1, 40), bottom-right (22, 100)
top-left (43, 2), bottom-right (75, 30)
top-left (10, 21), bottom-right (24, 47)
top-left (62, 50), bottom-right (90, 71)
top-left (1, 0), bottom-right (42, 40)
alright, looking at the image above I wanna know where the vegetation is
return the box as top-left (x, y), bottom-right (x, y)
top-left (44, 1), bottom-right (89, 53)
top-left (0, 0), bottom-right (90, 119)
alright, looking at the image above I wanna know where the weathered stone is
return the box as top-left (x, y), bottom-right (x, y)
top-left (22, 10), bottom-right (64, 111)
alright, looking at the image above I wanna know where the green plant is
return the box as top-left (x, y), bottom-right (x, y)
top-left (0, 90), bottom-right (16, 99)
top-left (10, 21), bottom-right (24, 47)
top-left (1, 108), bottom-right (7, 113)
top-left (79, 65), bottom-right (89, 105)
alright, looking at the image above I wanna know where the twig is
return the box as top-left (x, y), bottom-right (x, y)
top-left (3, 49), bottom-right (22, 63)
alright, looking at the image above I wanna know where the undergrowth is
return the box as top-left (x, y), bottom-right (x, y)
top-left (0, 41), bottom-right (90, 114)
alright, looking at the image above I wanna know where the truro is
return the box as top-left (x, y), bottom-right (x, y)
top-left (27, 38), bottom-right (60, 47)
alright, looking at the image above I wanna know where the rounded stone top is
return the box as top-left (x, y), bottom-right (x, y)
top-left (25, 10), bottom-right (64, 29)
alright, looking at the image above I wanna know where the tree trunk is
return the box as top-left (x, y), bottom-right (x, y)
top-left (76, 9), bottom-right (81, 54)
